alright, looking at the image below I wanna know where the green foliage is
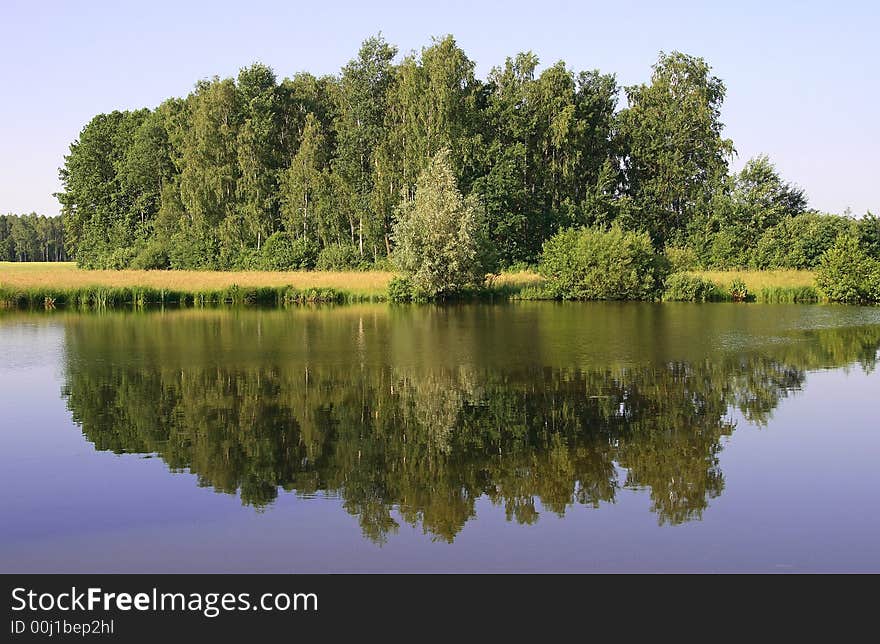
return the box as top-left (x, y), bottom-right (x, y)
top-left (729, 278), bottom-right (749, 302)
top-left (392, 150), bottom-right (488, 297)
top-left (664, 245), bottom-right (700, 272)
top-left (316, 243), bottom-right (362, 271)
top-left (753, 213), bottom-right (854, 270)
top-left (49, 35), bottom-right (875, 306)
top-left (856, 212), bottom-right (880, 260)
top-left (815, 234), bottom-right (880, 303)
top-left (261, 232), bottom-right (318, 270)
top-left (129, 240), bottom-right (170, 270)
top-left (663, 273), bottom-right (720, 301)
top-left (0, 213), bottom-right (66, 261)
top-left (757, 286), bottom-right (820, 304)
top-left (539, 225), bottom-right (667, 300)
top-left (387, 276), bottom-right (414, 302)
top-left (617, 51), bottom-right (733, 246)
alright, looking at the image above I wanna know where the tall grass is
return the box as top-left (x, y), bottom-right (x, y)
top-left (0, 262), bottom-right (834, 308)
top-left (689, 269), bottom-right (815, 291)
top-left (0, 262), bottom-right (392, 297)
top-left (0, 284), bottom-right (384, 310)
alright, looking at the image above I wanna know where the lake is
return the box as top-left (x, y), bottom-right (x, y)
top-left (1, 302), bottom-right (879, 572)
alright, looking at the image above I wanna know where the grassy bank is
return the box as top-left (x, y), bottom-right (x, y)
top-left (0, 262), bottom-right (392, 308)
top-left (687, 270), bottom-right (821, 303)
top-left (0, 262), bottom-right (827, 309)
top-left (0, 263), bottom-right (545, 309)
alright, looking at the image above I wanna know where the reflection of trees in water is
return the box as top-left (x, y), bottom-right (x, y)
top-left (60, 312), bottom-right (880, 543)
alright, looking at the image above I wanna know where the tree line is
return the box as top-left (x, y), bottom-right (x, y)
top-left (0, 213), bottom-right (67, 262)
top-left (57, 34), bottom-right (876, 277)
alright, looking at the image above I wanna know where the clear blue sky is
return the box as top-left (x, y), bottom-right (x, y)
top-left (1, 0), bottom-right (876, 217)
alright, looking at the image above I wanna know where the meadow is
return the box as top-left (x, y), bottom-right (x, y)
top-left (0, 262), bottom-right (822, 308)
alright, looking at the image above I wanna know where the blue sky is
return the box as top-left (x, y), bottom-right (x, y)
top-left (1, 0), bottom-right (876, 217)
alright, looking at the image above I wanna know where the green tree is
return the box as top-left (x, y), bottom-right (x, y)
top-left (236, 63), bottom-right (281, 251)
top-left (392, 149), bottom-right (487, 296)
top-left (618, 51), bottom-right (733, 247)
top-left (334, 35), bottom-right (397, 258)
top-left (279, 113), bottom-right (330, 246)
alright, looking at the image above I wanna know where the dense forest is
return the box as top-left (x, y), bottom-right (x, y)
top-left (0, 213), bottom-right (67, 262)
top-left (57, 35), bottom-right (878, 279)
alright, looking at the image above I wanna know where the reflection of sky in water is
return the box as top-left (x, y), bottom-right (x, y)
top-left (0, 305), bottom-right (878, 572)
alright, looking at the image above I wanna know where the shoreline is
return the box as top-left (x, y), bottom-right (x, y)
top-left (0, 262), bottom-right (836, 309)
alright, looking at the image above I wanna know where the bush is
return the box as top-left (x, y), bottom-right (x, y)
top-left (371, 256), bottom-right (396, 272)
top-left (664, 246), bottom-right (700, 272)
top-left (729, 278), bottom-right (749, 301)
top-left (754, 213), bottom-right (854, 269)
top-left (129, 241), bottom-right (170, 270)
top-left (538, 225), bottom-right (667, 300)
top-left (663, 273), bottom-right (719, 302)
top-left (261, 232), bottom-right (318, 270)
top-left (316, 243), bottom-right (362, 271)
top-left (388, 276), bottom-right (414, 302)
top-left (103, 246), bottom-right (138, 269)
top-left (815, 234), bottom-right (880, 303)
top-left (707, 229), bottom-right (751, 269)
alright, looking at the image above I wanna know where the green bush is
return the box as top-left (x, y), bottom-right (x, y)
top-left (707, 229), bottom-right (752, 269)
top-left (729, 278), bottom-right (749, 301)
top-left (315, 243), bottom-right (362, 271)
top-left (815, 234), bottom-right (880, 303)
top-left (129, 241), bottom-right (170, 270)
top-left (664, 246), bottom-right (700, 272)
top-left (103, 246), bottom-right (138, 269)
top-left (261, 232), bottom-right (318, 270)
top-left (663, 273), bottom-right (719, 302)
top-left (387, 276), bottom-right (414, 303)
top-left (538, 225), bottom-right (667, 300)
top-left (754, 213), bottom-right (854, 269)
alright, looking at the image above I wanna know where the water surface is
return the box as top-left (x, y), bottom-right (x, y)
top-left (1, 302), bottom-right (879, 572)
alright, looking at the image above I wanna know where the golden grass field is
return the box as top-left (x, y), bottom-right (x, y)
top-left (0, 262), bottom-right (394, 296)
top-left (689, 269), bottom-right (816, 290)
top-left (0, 263), bottom-right (816, 301)
top-left (0, 263), bottom-right (547, 296)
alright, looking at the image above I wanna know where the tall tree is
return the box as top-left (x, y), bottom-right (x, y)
top-left (334, 35), bottom-right (397, 257)
top-left (279, 113), bottom-right (330, 245)
top-left (617, 51), bottom-right (733, 246)
top-left (236, 63), bottom-right (280, 250)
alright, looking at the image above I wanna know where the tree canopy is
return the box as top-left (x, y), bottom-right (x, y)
top-left (54, 35), bottom-right (874, 276)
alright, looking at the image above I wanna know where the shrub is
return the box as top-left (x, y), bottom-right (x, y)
top-left (129, 241), bottom-right (170, 270)
top-left (388, 276), bottom-right (414, 303)
top-left (103, 246), bottom-right (138, 269)
top-left (371, 256), bottom-right (396, 272)
top-left (538, 225), bottom-right (667, 301)
top-left (729, 278), bottom-right (749, 301)
top-left (316, 243), bottom-right (362, 271)
top-left (664, 246), bottom-right (700, 272)
top-left (261, 232), bottom-right (318, 270)
top-left (754, 213), bottom-right (854, 269)
top-left (663, 273), bottom-right (719, 302)
top-left (707, 229), bottom-right (752, 269)
top-left (815, 234), bottom-right (880, 303)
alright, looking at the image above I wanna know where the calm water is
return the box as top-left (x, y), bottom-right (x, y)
top-left (1, 302), bottom-right (879, 572)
